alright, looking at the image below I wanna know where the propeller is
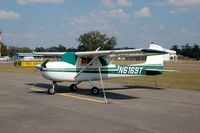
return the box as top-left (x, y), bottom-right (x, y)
top-left (33, 59), bottom-right (49, 74)
top-left (40, 59), bottom-right (49, 68)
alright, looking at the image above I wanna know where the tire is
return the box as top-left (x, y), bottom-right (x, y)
top-left (69, 84), bottom-right (78, 92)
top-left (91, 87), bottom-right (99, 95)
top-left (48, 84), bottom-right (55, 95)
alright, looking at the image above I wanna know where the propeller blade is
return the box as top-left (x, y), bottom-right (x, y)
top-left (41, 59), bottom-right (49, 68)
top-left (33, 59), bottom-right (49, 74)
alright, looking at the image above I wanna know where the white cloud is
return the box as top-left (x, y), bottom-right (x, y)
top-left (69, 15), bottom-right (91, 26)
top-left (169, 7), bottom-right (200, 14)
top-left (102, 0), bottom-right (114, 8)
top-left (0, 10), bottom-right (20, 20)
top-left (66, 10), bottom-right (128, 37)
top-left (117, 0), bottom-right (132, 7)
top-left (17, 0), bottom-right (64, 5)
top-left (75, 9), bottom-right (130, 23)
top-left (169, 0), bottom-right (200, 6)
top-left (134, 7), bottom-right (150, 17)
top-left (102, 0), bottom-right (132, 8)
top-left (109, 9), bottom-right (130, 20)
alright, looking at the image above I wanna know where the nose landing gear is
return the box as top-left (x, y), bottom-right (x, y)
top-left (48, 81), bottom-right (57, 95)
top-left (69, 84), bottom-right (78, 92)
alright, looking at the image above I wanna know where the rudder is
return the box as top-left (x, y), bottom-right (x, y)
top-left (145, 44), bottom-right (164, 65)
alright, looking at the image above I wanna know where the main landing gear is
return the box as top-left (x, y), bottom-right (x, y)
top-left (47, 81), bottom-right (100, 95)
top-left (91, 87), bottom-right (100, 95)
top-left (69, 82), bottom-right (100, 95)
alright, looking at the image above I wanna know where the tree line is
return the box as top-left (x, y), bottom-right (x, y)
top-left (0, 42), bottom-right (32, 57)
top-left (0, 31), bottom-right (200, 59)
top-left (171, 43), bottom-right (200, 60)
top-left (0, 31), bottom-right (117, 56)
top-left (0, 42), bottom-right (78, 57)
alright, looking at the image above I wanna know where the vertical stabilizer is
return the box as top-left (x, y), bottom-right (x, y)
top-left (145, 44), bottom-right (164, 65)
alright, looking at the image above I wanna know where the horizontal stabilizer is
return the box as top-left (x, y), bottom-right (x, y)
top-left (146, 69), bottom-right (178, 72)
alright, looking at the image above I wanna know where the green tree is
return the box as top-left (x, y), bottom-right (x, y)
top-left (77, 31), bottom-right (117, 51)
top-left (47, 45), bottom-right (67, 52)
top-left (34, 47), bottom-right (47, 52)
top-left (7, 46), bottom-right (17, 57)
top-left (191, 44), bottom-right (200, 59)
top-left (19, 47), bottom-right (32, 53)
top-left (181, 43), bottom-right (192, 57)
top-left (7, 46), bottom-right (32, 57)
top-left (67, 47), bottom-right (77, 52)
top-left (170, 45), bottom-right (180, 54)
top-left (171, 43), bottom-right (200, 59)
top-left (0, 42), bottom-right (8, 56)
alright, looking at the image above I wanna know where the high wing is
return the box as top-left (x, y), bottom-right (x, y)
top-left (76, 48), bottom-right (168, 57)
top-left (33, 44), bottom-right (168, 58)
top-left (33, 52), bottom-right (66, 57)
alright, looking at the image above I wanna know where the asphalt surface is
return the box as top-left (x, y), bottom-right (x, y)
top-left (0, 72), bottom-right (200, 133)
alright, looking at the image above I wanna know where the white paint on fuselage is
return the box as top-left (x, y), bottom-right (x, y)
top-left (40, 61), bottom-right (140, 82)
top-left (41, 71), bottom-right (138, 82)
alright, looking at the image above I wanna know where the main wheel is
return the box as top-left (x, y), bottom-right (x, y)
top-left (69, 84), bottom-right (78, 92)
top-left (48, 84), bottom-right (55, 95)
top-left (91, 87), bottom-right (100, 95)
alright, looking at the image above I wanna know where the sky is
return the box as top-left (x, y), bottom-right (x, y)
top-left (0, 0), bottom-right (200, 49)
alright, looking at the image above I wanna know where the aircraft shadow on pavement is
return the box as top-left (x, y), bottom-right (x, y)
top-left (27, 83), bottom-right (163, 100)
top-left (106, 85), bottom-right (163, 91)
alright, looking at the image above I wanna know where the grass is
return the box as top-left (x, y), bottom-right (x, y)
top-left (0, 61), bottom-right (200, 91)
top-left (0, 63), bottom-right (39, 74)
top-left (106, 60), bottom-right (200, 91)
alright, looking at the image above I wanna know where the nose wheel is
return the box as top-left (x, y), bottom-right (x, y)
top-left (48, 82), bottom-right (56, 95)
top-left (69, 84), bottom-right (78, 92)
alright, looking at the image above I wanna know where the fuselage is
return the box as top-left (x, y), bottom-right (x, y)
top-left (40, 61), bottom-right (163, 82)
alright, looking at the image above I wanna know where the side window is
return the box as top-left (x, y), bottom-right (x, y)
top-left (80, 57), bottom-right (93, 65)
top-left (99, 57), bottom-right (109, 66)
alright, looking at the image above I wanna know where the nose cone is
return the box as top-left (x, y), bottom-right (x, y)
top-left (36, 64), bottom-right (41, 69)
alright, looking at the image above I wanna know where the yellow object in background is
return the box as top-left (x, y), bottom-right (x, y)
top-left (14, 61), bottom-right (43, 67)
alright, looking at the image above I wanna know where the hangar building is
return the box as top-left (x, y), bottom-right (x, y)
top-left (13, 53), bottom-right (43, 61)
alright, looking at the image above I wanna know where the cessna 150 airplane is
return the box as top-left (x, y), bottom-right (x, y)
top-left (34, 44), bottom-right (168, 102)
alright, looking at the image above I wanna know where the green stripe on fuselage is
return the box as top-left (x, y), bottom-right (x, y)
top-left (42, 64), bottom-right (163, 76)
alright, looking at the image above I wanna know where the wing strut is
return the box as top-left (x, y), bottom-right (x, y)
top-left (99, 67), bottom-right (108, 104)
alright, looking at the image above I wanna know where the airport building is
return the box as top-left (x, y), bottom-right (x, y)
top-left (13, 53), bottom-right (44, 67)
top-left (162, 49), bottom-right (177, 61)
top-left (13, 53), bottom-right (44, 61)
top-left (114, 48), bottom-right (177, 61)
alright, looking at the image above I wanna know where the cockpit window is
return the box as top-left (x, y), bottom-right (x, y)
top-left (80, 57), bottom-right (92, 65)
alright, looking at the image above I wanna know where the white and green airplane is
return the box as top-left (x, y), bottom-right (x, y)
top-left (35, 44), bottom-right (168, 98)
